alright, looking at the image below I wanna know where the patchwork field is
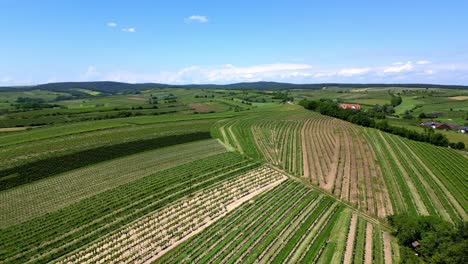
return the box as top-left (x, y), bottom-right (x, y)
top-left (216, 105), bottom-right (467, 222)
top-left (0, 86), bottom-right (466, 263)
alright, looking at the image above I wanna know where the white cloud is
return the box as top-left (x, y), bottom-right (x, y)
top-left (417, 60), bottom-right (432, 65)
top-left (337, 67), bottom-right (371, 77)
top-left (186, 15), bottom-right (208, 23)
top-left (80, 63), bottom-right (313, 84)
top-left (424, 70), bottom-right (435, 75)
top-left (73, 61), bottom-right (468, 85)
top-left (122, 27), bottom-right (136, 33)
top-left (107, 22), bottom-right (117, 27)
top-left (202, 64), bottom-right (312, 82)
top-left (383, 61), bottom-right (414, 73)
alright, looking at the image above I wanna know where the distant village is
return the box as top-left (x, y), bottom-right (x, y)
top-left (338, 103), bottom-right (467, 134)
top-left (420, 121), bottom-right (468, 133)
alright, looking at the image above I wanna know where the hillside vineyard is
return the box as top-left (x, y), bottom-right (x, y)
top-left (0, 87), bottom-right (467, 264)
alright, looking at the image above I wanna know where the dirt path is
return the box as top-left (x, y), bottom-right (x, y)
top-left (382, 232), bottom-right (393, 264)
top-left (342, 214), bottom-right (358, 264)
top-left (226, 176), bottom-right (287, 211)
top-left (364, 223), bottom-right (373, 264)
top-left (149, 176), bottom-right (287, 262)
top-left (228, 126), bottom-right (243, 154)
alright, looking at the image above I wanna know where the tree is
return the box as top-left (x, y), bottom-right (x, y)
top-left (390, 94), bottom-right (403, 107)
top-left (389, 214), bottom-right (467, 263)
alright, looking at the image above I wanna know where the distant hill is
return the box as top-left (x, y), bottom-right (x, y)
top-left (1, 81), bottom-right (467, 94)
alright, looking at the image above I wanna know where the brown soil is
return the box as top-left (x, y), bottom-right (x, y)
top-left (448, 96), bottom-right (468, 101)
top-left (343, 214), bottom-right (358, 264)
top-left (189, 103), bottom-right (215, 113)
top-left (127, 96), bottom-right (147, 101)
top-left (364, 223), bottom-right (373, 264)
top-left (382, 232), bottom-right (393, 264)
top-left (0, 127), bottom-right (30, 132)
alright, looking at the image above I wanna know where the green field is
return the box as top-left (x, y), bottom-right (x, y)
top-left (0, 85), bottom-right (466, 263)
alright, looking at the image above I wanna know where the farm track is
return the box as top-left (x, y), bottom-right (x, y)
top-left (0, 152), bottom-right (257, 263)
top-left (158, 178), bottom-right (397, 264)
top-left (55, 166), bottom-right (285, 264)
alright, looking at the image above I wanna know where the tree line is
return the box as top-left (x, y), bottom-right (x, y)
top-left (299, 100), bottom-right (465, 150)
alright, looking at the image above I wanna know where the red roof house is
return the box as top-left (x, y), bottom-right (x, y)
top-left (339, 104), bottom-right (361, 110)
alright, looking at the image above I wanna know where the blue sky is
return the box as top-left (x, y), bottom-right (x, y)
top-left (1, 0), bottom-right (468, 85)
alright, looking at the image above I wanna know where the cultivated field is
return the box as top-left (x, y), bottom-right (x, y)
top-left (0, 85), bottom-right (466, 263)
top-left (214, 105), bottom-right (467, 221)
top-left (0, 139), bottom-right (227, 227)
top-left (0, 152), bottom-right (259, 263)
top-left (56, 166), bottom-right (285, 264)
top-left (302, 116), bottom-right (393, 218)
top-left (363, 129), bottom-right (467, 222)
top-left (157, 180), bottom-right (399, 264)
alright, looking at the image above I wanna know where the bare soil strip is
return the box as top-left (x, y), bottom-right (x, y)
top-left (364, 222), bottom-right (373, 264)
top-left (343, 214), bottom-right (358, 264)
top-left (382, 232), bottom-right (393, 264)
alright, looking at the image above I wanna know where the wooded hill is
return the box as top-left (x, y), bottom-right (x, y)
top-left (1, 81), bottom-right (467, 95)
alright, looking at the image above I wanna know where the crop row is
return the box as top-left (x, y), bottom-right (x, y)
top-left (0, 139), bottom-right (228, 228)
top-left (251, 119), bottom-right (304, 175)
top-left (0, 118), bottom-right (216, 171)
top-left (364, 128), bottom-right (467, 222)
top-left (55, 166), bottom-right (285, 264)
top-left (158, 179), bottom-right (300, 263)
top-left (322, 212), bottom-right (398, 264)
top-left (301, 116), bottom-right (392, 218)
top-left (157, 180), bottom-right (354, 264)
top-left (0, 152), bottom-right (256, 263)
top-left (0, 131), bottom-right (214, 191)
